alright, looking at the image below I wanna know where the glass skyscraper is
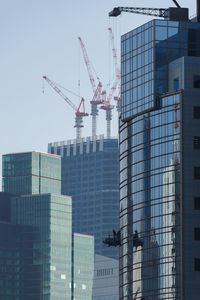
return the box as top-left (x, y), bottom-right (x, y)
top-left (120, 18), bottom-right (200, 299)
top-left (48, 136), bottom-right (119, 259)
top-left (1, 151), bottom-right (94, 300)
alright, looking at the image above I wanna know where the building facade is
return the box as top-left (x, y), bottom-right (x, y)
top-left (120, 19), bottom-right (200, 299)
top-left (0, 220), bottom-right (38, 299)
top-left (1, 151), bottom-right (94, 300)
top-left (72, 233), bottom-right (94, 300)
top-left (92, 254), bottom-right (119, 300)
top-left (2, 151), bottom-right (61, 195)
top-left (48, 136), bottom-right (119, 259)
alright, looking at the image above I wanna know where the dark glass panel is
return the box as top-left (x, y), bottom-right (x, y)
top-left (194, 75), bottom-right (200, 88)
top-left (194, 167), bottom-right (200, 179)
top-left (194, 197), bottom-right (200, 210)
top-left (194, 136), bottom-right (200, 149)
top-left (195, 258), bottom-right (200, 271)
top-left (193, 107), bottom-right (200, 119)
top-left (194, 228), bottom-right (200, 240)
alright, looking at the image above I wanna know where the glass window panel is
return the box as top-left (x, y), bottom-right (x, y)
top-left (155, 26), bottom-right (167, 41)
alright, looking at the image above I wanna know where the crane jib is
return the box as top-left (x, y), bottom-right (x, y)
top-left (109, 6), bottom-right (189, 22)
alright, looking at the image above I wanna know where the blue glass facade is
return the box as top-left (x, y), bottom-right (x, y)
top-left (120, 18), bottom-right (200, 300)
top-left (120, 93), bottom-right (181, 299)
top-left (121, 20), bottom-right (200, 121)
top-left (48, 137), bottom-right (119, 259)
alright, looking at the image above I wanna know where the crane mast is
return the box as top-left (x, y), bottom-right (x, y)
top-left (43, 75), bottom-right (88, 142)
top-left (100, 28), bottom-right (121, 138)
top-left (79, 37), bottom-right (102, 140)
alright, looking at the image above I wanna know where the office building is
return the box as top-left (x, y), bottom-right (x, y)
top-left (72, 233), bottom-right (94, 300)
top-left (92, 254), bottom-right (119, 300)
top-left (119, 16), bottom-right (200, 300)
top-left (1, 151), bottom-right (94, 300)
top-left (2, 151), bottom-right (61, 196)
top-left (0, 219), bottom-right (38, 300)
top-left (48, 135), bottom-right (119, 259)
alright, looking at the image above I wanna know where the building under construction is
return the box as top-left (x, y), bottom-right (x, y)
top-left (43, 27), bottom-right (120, 142)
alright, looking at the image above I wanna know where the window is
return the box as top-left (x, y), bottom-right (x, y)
top-left (96, 268), bottom-right (113, 277)
top-left (82, 284), bottom-right (86, 290)
top-left (64, 148), bottom-right (67, 156)
top-left (194, 75), bottom-right (200, 88)
top-left (194, 167), bottom-right (200, 179)
top-left (194, 197), bottom-right (200, 209)
top-left (174, 77), bottom-right (179, 90)
top-left (194, 107), bottom-right (200, 119)
top-left (194, 136), bottom-right (200, 149)
top-left (195, 228), bottom-right (200, 240)
top-left (195, 258), bottom-right (200, 271)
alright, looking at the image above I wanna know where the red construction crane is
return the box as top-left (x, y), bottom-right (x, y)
top-left (43, 75), bottom-right (88, 141)
top-left (78, 36), bottom-right (102, 139)
top-left (108, 27), bottom-right (121, 114)
top-left (108, 27), bottom-right (120, 82)
top-left (99, 28), bottom-right (121, 138)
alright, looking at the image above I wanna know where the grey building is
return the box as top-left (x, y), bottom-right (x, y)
top-left (92, 254), bottom-right (119, 300)
top-left (119, 16), bottom-right (200, 300)
top-left (48, 135), bottom-right (119, 259)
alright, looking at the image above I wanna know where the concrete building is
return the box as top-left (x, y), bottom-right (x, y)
top-left (119, 15), bottom-right (200, 300)
top-left (92, 254), bottom-right (119, 300)
top-left (48, 136), bottom-right (119, 260)
top-left (1, 151), bottom-right (94, 300)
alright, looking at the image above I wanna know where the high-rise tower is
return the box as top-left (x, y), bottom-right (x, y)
top-left (48, 136), bottom-right (119, 259)
top-left (119, 17), bottom-right (200, 300)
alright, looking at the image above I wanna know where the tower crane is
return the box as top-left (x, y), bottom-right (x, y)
top-left (108, 27), bottom-right (121, 114)
top-left (100, 27), bottom-right (121, 138)
top-left (100, 101), bottom-right (114, 139)
top-left (43, 75), bottom-right (88, 142)
top-left (109, 0), bottom-right (189, 21)
top-left (78, 37), bottom-right (102, 140)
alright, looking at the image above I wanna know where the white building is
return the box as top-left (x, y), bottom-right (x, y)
top-left (92, 254), bottom-right (119, 300)
top-left (163, 159), bottom-right (179, 299)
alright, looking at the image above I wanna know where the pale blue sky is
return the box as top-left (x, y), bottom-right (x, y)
top-left (0, 0), bottom-right (196, 189)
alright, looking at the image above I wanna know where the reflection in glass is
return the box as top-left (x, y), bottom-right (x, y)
top-left (119, 93), bottom-right (181, 299)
